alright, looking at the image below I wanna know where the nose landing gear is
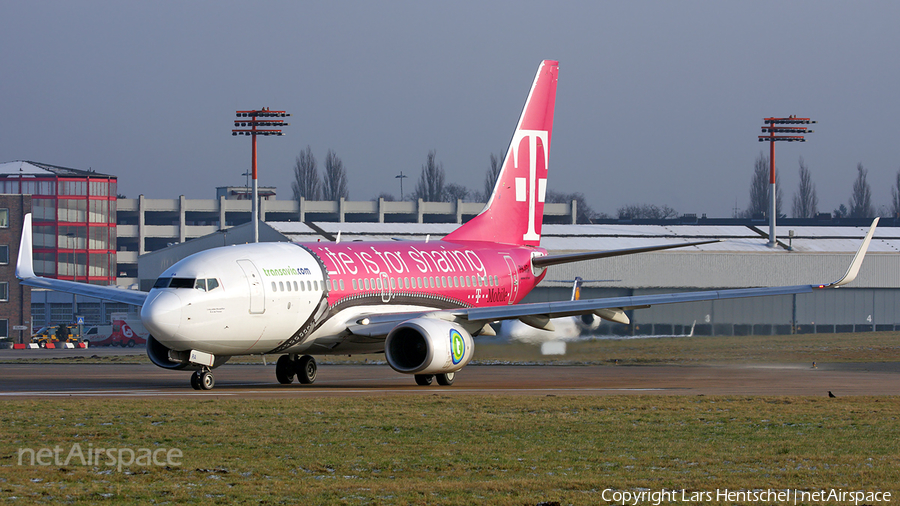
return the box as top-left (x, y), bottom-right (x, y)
top-left (275, 354), bottom-right (317, 385)
top-left (190, 368), bottom-right (215, 390)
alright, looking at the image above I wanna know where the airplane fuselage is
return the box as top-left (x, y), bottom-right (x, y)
top-left (141, 240), bottom-right (547, 357)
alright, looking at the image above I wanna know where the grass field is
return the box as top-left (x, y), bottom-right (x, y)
top-left (2, 396), bottom-right (899, 505)
top-left (2, 333), bottom-right (899, 504)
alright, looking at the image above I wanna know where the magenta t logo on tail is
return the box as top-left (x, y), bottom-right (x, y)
top-left (444, 60), bottom-right (558, 247)
top-left (512, 129), bottom-right (550, 242)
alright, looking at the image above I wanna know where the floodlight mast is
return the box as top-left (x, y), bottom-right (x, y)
top-left (758, 116), bottom-right (815, 247)
top-left (232, 108), bottom-right (291, 242)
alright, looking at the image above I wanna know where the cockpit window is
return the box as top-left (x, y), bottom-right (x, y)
top-left (153, 277), bottom-right (220, 290)
top-left (168, 278), bottom-right (195, 289)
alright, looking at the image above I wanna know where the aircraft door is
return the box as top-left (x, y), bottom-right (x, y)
top-left (503, 255), bottom-right (519, 305)
top-left (380, 271), bottom-right (392, 303)
top-left (236, 259), bottom-right (266, 314)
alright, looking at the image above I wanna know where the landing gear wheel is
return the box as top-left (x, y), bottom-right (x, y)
top-left (296, 355), bottom-right (317, 384)
top-left (415, 374), bottom-right (434, 386)
top-left (275, 355), bottom-right (295, 384)
top-left (436, 372), bottom-right (455, 386)
top-left (199, 371), bottom-right (215, 390)
top-left (190, 371), bottom-right (201, 390)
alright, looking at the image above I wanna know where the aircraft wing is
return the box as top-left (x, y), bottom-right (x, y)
top-left (16, 214), bottom-right (148, 307)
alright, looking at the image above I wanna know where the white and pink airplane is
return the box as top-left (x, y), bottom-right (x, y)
top-left (17, 61), bottom-right (878, 390)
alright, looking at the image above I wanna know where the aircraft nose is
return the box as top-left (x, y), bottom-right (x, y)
top-left (141, 291), bottom-right (183, 340)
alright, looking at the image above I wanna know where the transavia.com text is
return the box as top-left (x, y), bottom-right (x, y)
top-left (18, 444), bottom-right (182, 472)
top-left (601, 488), bottom-right (892, 505)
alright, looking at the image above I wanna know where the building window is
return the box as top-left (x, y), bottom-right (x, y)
top-left (0, 208), bottom-right (8, 228)
top-left (0, 282), bottom-right (8, 302)
top-left (0, 319), bottom-right (7, 338)
top-left (0, 245), bottom-right (7, 265)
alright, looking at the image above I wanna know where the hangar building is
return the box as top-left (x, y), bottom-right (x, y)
top-left (137, 220), bottom-right (899, 336)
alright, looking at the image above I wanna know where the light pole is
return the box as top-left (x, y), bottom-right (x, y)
top-left (233, 108), bottom-right (290, 242)
top-left (395, 171), bottom-right (408, 200)
top-left (758, 116), bottom-right (815, 247)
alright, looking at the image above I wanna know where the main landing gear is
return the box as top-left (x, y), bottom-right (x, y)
top-left (414, 372), bottom-right (455, 386)
top-left (190, 368), bottom-right (215, 390)
top-left (275, 354), bottom-right (318, 385)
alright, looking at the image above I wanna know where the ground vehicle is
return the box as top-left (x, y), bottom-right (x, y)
top-left (31, 324), bottom-right (83, 347)
top-left (83, 319), bottom-right (149, 347)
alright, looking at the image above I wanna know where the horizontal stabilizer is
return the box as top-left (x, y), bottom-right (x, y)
top-left (532, 239), bottom-right (722, 269)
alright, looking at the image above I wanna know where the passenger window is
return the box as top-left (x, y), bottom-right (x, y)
top-left (271, 282), bottom-right (277, 291)
top-left (300, 281), bottom-right (305, 292)
top-left (339, 279), bottom-right (345, 290)
top-left (294, 281), bottom-right (299, 291)
top-left (314, 280), bottom-right (318, 291)
top-left (207, 279), bottom-right (219, 291)
top-left (307, 280), bottom-right (312, 291)
top-left (286, 281), bottom-right (292, 292)
top-left (390, 278), bottom-right (396, 290)
top-left (364, 279), bottom-right (370, 290)
top-left (377, 279), bottom-right (382, 290)
top-left (352, 279), bottom-right (357, 290)
top-left (194, 279), bottom-right (207, 291)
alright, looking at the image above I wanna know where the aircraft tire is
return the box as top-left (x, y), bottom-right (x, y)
top-left (436, 372), bottom-right (455, 386)
top-left (275, 355), bottom-right (295, 384)
top-left (190, 371), bottom-right (201, 390)
top-left (296, 355), bottom-right (317, 384)
top-left (126, 340), bottom-right (135, 348)
top-left (199, 371), bottom-right (215, 390)
top-left (415, 374), bottom-right (434, 386)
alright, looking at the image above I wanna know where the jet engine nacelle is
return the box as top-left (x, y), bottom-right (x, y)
top-left (147, 335), bottom-right (229, 370)
top-left (385, 318), bottom-right (474, 375)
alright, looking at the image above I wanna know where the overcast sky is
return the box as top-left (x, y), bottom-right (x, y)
top-left (2, 1), bottom-right (899, 218)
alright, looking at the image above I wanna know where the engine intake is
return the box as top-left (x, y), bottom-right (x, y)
top-left (147, 335), bottom-right (229, 370)
top-left (385, 318), bottom-right (474, 375)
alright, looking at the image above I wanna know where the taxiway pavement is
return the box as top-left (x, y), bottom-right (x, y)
top-left (0, 355), bottom-right (897, 398)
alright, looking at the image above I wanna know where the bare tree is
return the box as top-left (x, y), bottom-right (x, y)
top-left (479, 153), bottom-right (502, 201)
top-left (546, 190), bottom-right (599, 224)
top-left (322, 149), bottom-right (349, 201)
top-left (746, 152), bottom-right (782, 217)
top-left (617, 204), bottom-right (678, 220)
top-left (891, 167), bottom-right (900, 218)
top-left (373, 192), bottom-right (395, 202)
top-left (791, 156), bottom-right (818, 218)
top-left (413, 150), bottom-right (445, 202)
top-left (443, 183), bottom-right (470, 202)
top-left (848, 163), bottom-right (873, 218)
top-left (291, 145), bottom-right (320, 201)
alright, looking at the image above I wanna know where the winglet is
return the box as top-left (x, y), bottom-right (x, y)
top-left (15, 213), bottom-right (35, 279)
top-left (818, 217), bottom-right (878, 289)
